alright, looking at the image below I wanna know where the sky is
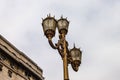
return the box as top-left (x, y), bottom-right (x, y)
top-left (0, 0), bottom-right (120, 80)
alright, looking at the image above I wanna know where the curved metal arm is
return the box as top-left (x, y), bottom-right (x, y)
top-left (48, 38), bottom-right (57, 49)
top-left (57, 46), bottom-right (63, 58)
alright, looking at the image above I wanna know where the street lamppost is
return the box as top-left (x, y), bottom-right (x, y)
top-left (42, 14), bottom-right (82, 80)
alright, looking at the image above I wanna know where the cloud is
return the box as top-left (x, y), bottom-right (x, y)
top-left (0, 0), bottom-right (120, 80)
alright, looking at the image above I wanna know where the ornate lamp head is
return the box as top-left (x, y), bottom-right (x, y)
top-left (42, 14), bottom-right (57, 39)
top-left (57, 16), bottom-right (69, 35)
top-left (69, 45), bottom-right (82, 72)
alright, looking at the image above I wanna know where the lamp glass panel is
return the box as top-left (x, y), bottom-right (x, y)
top-left (43, 18), bottom-right (56, 32)
top-left (58, 19), bottom-right (69, 31)
top-left (70, 49), bottom-right (81, 61)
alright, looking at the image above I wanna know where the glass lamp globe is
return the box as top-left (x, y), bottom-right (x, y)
top-left (57, 17), bottom-right (69, 35)
top-left (69, 46), bottom-right (82, 72)
top-left (42, 15), bottom-right (57, 39)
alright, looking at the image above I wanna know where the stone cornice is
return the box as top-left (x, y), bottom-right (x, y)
top-left (0, 35), bottom-right (44, 80)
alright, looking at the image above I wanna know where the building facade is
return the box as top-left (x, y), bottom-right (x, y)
top-left (0, 35), bottom-right (44, 80)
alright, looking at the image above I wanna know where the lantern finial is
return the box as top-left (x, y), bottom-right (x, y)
top-left (61, 15), bottom-right (63, 19)
top-left (73, 43), bottom-right (76, 48)
top-left (49, 13), bottom-right (51, 17)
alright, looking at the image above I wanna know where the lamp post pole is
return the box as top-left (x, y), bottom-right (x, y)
top-left (42, 14), bottom-right (82, 80)
top-left (62, 33), bottom-right (69, 80)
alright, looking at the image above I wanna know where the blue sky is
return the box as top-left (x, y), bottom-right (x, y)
top-left (0, 0), bottom-right (120, 80)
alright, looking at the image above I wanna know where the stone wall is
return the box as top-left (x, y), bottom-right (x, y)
top-left (0, 35), bottom-right (44, 80)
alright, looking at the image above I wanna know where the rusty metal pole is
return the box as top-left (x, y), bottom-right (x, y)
top-left (62, 33), bottom-right (69, 80)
